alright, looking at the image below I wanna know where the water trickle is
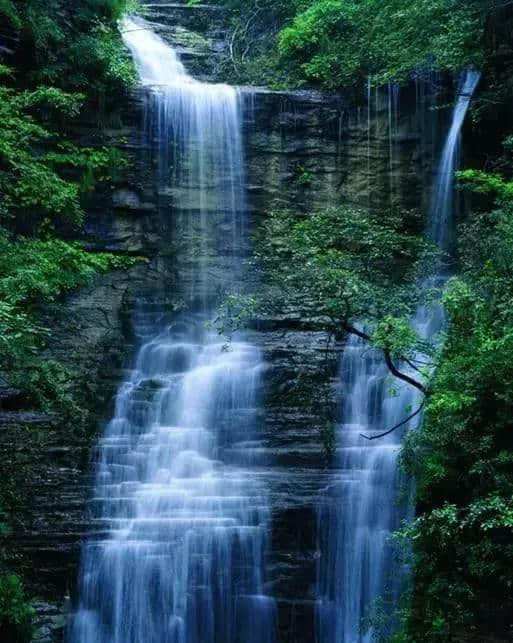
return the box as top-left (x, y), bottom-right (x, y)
top-left (243, 88), bottom-right (258, 126)
top-left (316, 69), bottom-right (480, 642)
top-left (387, 82), bottom-right (394, 206)
top-left (393, 84), bottom-right (400, 138)
top-left (70, 17), bottom-right (275, 643)
top-left (429, 70), bottom-right (481, 251)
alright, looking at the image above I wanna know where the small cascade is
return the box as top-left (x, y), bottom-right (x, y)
top-left (316, 69), bottom-right (480, 642)
top-left (429, 70), bottom-right (481, 251)
top-left (123, 16), bottom-right (246, 303)
top-left (70, 17), bottom-right (275, 643)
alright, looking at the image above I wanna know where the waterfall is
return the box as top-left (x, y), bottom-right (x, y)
top-left (317, 333), bottom-right (417, 643)
top-left (316, 70), bottom-right (480, 642)
top-left (429, 71), bottom-right (481, 251)
top-left (123, 16), bottom-right (246, 303)
top-left (70, 17), bottom-right (275, 643)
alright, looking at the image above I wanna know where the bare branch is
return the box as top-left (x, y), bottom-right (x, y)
top-left (360, 401), bottom-right (426, 441)
top-left (383, 350), bottom-right (427, 395)
top-left (229, 23), bottom-right (241, 70)
top-left (240, 9), bottom-right (262, 61)
top-left (343, 323), bottom-right (428, 395)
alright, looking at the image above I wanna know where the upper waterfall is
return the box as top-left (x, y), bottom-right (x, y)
top-left (429, 70), bottom-right (481, 250)
top-left (121, 17), bottom-right (190, 87)
top-left (122, 17), bottom-right (245, 305)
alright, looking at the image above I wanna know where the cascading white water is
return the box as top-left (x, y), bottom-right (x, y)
top-left (317, 334), bottom-right (418, 643)
top-left (430, 71), bottom-right (481, 251)
top-left (122, 17), bottom-right (246, 303)
top-left (70, 17), bottom-right (275, 643)
top-left (316, 70), bottom-right (480, 642)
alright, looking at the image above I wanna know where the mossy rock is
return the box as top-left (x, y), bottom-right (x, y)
top-left (173, 27), bottom-right (210, 52)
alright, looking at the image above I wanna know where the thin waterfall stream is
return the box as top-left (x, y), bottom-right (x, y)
top-left (70, 18), bottom-right (275, 643)
top-left (316, 70), bottom-right (480, 643)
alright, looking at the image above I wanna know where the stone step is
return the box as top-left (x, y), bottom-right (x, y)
top-left (140, 6), bottom-right (227, 32)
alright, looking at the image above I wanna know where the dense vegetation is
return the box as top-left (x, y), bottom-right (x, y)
top-left (399, 190), bottom-right (513, 640)
top-left (278, 0), bottom-right (488, 88)
top-left (214, 0), bottom-right (509, 92)
top-left (0, 1), bottom-right (138, 639)
top-left (0, 0), bottom-right (136, 91)
top-left (249, 206), bottom-right (434, 393)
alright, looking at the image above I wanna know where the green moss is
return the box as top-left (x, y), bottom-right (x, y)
top-left (173, 27), bottom-right (210, 52)
top-left (0, 575), bottom-right (34, 643)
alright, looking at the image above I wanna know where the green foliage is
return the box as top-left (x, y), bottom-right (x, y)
top-left (210, 294), bottom-right (261, 340)
top-left (201, 1), bottom-right (500, 90)
top-left (293, 162), bottom-right (312, 187)
top-left (279, 0), bottom-right (488, 88)
top-left (0, 575), bottom-right (34, 643)
top-left (0, 0), bottom-right (140, 624)
top-left (0, 0), bottom-right (137, 411)
top-left (255, 205), bottom-right (431, 330)
top-left (66, 21), bottom-right (136, 90)
top-left (458, 168), bottom-right (513, 200)
top-left (10, 0), bottom-right (136, 92)
top-left (399, 201), bottom-right (513, 639)
top-left (0, 231), bottom-right (138, 339)
top-left (0, 78), bottom-right (128, 228)
top-left (0, 230), bottom-right (140, 405)
top-left (372, 316), bottom-right (425, 360)
top-left (0, 0), bottom-right (20, 28)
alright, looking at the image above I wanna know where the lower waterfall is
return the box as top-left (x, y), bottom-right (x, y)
top-left (70, 18), bottom-right (275, 643)
top-left (316, 331), bottom-right (418, 643)
top-left (316, 70), bottom-right (480, 642)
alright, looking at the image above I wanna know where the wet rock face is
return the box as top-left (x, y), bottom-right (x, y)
top-left (131, 0), bottom-right (231, 81)
top-left (243, 85), bottom-right (436, 219)
top-left (0, 5), bottom-right (443, 642)
top-left (32, 602), bottom-right (68, 643)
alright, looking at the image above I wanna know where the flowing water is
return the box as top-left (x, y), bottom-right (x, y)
top-left (123, 16), bottom-right (246, 303)
top-left (70, 18), bottom-right (275, 643)
top-left (429, 71), bottom-right (481, 251)
top-left (316, 70), bottom-right (480, 643)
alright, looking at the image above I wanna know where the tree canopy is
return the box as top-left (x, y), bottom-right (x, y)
top-left (247, 205), bottom-right (435, 392)
top-left (209, 0), bottom-right (507, 90)
top-left (279, 0), bottom-right (488, 87)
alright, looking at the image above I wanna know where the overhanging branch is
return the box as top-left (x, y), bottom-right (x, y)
top-left (360, 400), bottom-right (426, 441)
top-left (343, 323), bottom-right (428, 395)
top-left (383, 350), bottom-right (427, 395)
